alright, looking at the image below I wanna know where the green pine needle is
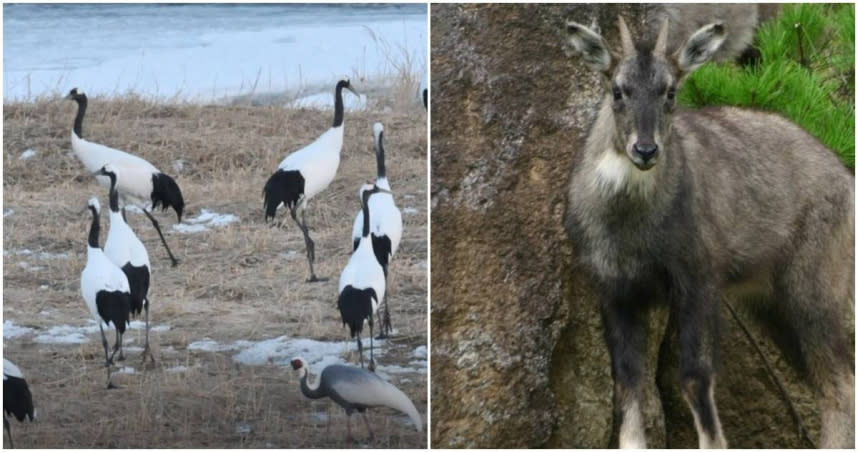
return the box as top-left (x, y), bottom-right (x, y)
top-left (678, 4), bottom-right (854, 168)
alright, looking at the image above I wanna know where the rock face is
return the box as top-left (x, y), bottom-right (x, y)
top-left (431, 3), bottom-right (835, 448)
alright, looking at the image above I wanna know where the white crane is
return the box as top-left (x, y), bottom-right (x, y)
top-left (4, 359), bottom-right (35, 449)
top-left (67, 88), bottom-right (184, 267)
top-left (290, 357), bottom-right (422, 443)
top-left (351, 123), bottom-right (402, 337)
top-left (96, 164), bottom-right (153, 364)
top-left (340, 184), bottom-right (390, 370)
top-left (81, 197), bottom-right (132, 389)
top-left (263, 79), bottom-right (359, 282)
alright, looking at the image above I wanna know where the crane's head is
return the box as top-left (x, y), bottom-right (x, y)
top-left (359, 182), bottom-right (393, 208)
top-left (337, 78), bottom-right (360, 97)
top-left (94, 163), bottom-right (119, 178)
top-left (93, 163), bottom-right (120, 188)
top-left (66, 88), bottom-right (86, 102)
top-left (87, 197), bottom-right (100, 215)
top-left (373, 122), bottom-right (384, 141)
top-left (290, 357), bottom-right (308, 377)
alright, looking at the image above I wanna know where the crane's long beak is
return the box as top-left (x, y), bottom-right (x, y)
top-left (92, 168), bottom-right (106, 176)
top-left (346, 85), bottom-right (360, 97)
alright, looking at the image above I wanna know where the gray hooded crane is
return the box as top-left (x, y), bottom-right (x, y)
top-left (4, 359), bottom-right (35, 449)
top-left (290, 357), bottom-right (422, 443)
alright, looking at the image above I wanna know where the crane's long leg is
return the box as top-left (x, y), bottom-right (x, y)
top-left (289, 206), bottom-right (327, 283)
top-left (141, 299), bottom-right (154, 364)
top-left (357, 336), bottom-right (364, 368)
top-left (5, 416), bottom-right (14, 449)
top-left (368, 314), bottom-right (376, 372)
top-left (109, 330), bottom-right (123, 363)
top-left (99, 323), bottom-right (111, 366)
top-left (99, 324), bottom-right (117, 389)
top-left (142, 209), bottom-right (180, 267)
top-left (361, 412), bottom-right (375, 443)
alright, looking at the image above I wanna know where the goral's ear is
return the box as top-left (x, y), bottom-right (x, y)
top-left (566, 20), bottom-right (614, 74)
top-left (676, 23), bottom-right (727, 75)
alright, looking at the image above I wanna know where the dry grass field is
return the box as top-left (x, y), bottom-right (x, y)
top-left (2, 86), bottom-right (427, 448)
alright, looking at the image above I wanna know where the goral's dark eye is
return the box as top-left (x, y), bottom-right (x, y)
top-left (612, 84), bottom-right (622, 101)
top-left (667, 86), bottom-right (676, 101)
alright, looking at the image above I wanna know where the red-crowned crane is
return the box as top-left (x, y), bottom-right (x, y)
top-left (263, 79), bottom-right (359, 282)
top-left (67, 88), bottom-right (184, 267)
top-left (96, 164), bottom-right (153, 364)
top-left (290, 357), bottom-right (421, 443)
top-left (351, 123), bottom-right (402, 338)
top-left (340, 183), bottom-right (389, 370)
top-left (81, 197), bottom-right (132, 389)
top-left (3, 359), bottom-right (35, 449)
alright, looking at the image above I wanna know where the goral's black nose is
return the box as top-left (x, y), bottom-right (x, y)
top-left (633, 143), bottom-right (659, 163)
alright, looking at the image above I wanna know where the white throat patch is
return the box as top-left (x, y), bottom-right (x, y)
top-left (592, 148), bottom-right (656, 198)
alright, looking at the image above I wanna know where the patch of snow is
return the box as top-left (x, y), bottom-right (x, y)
top-left (403, 194), bottom-right (415, 199)
top-left (172, 223), bottom-right (209, 233)
top-left (413, 345), bottom-right (427, 359)
top-left (280, 250), bottom-right (299, 260)
top-left (166, 365), bottom-right (189, 373)
top-left (124, 346), bottom-right (144, 353)
top-left (311, 412), bottom-right (329, 423)
top-left (33, 324), bottom-right (96, 344)
top-left (118, 366), bottom-right (136, 374)
top-left (235, 422), bottom-right (252, 435)
top-left (3, 320), bottom-right (35, 339)
top-left (188, 338), bottom-right (240, 352)
top-left (173, 209), bottom-right (239, 233)
top-left (403, 207), bottom-right (419, 215)
top-left (19, 149), bottom-right (37, 160)
top-left (188, 334), bottom-right (388, 372)
top-left (172, 159), bottom-right (186, 173)
top-left (3, 208), bottom-right (13, 217)
top-left (124, 205), bottom-right (145, 215)
top-left (128, 321), bottom-right (170, 332)
top-left (39, 285), bottom-right (49, 291)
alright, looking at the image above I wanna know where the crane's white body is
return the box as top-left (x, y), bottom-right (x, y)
top-left (104, 209), bottom-right (150, 270)
top-left (351, 179), bottom-right (403, 259)
top-left (339, 236), bottom-right (386, 306)
top-left (81, 201), bottom-right (131, 328)
top-left (3, 359), bottom-right (24, 380)
top-left (277, 125), bottom-right (344, 209)
top-left (71, 131), bottom-right (161, 206)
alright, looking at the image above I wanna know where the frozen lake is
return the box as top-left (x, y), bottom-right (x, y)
top-left (3, 3), bottom-right (427, 103)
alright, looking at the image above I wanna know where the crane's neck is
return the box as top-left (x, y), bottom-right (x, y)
top-left (299, 371), bottom-right (324, 399)
top-left (73, 96), bottom-right (87, 138)
top-left (332, 84), bottom-right (345, 128)
top-left (375, 131), bottom-right (386, 180)
top-left (107, 174), bottom-right (121, 214)
top-left (361, 192), bottom-right (372, 239)
top-left (88, 207), bottom-right (100, 248)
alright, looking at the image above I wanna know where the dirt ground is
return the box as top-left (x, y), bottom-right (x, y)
top-left (2, 88), bottom-right (427, 448)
